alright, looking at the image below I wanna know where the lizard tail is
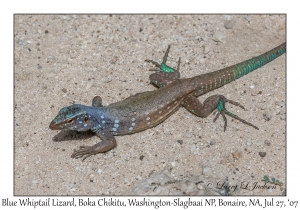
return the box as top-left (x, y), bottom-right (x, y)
top-left (228, 42), bottom-right (286, 81)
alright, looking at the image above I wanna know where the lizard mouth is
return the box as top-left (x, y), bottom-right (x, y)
top-left (49, 121), bottom-right (61, 130)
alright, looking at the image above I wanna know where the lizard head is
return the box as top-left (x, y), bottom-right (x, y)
top-left (49, 104), bottom-right (93, 131)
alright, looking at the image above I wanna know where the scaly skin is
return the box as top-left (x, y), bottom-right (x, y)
top-left (50, 42), bottom-right (286, 161)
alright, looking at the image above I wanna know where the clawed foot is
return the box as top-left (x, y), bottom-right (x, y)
top-left (71, 145), bottom-right (97, 161)
top-left (71, 138), bottom-right (117, 161)
top-left (214, 97), bottom-right (259, 131)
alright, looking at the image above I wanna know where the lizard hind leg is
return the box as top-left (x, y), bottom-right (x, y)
top-left (181, 94), bottom-right (259, 131)
top-left (145, 45), bottom-right (181, 87)
top-left (149, 70), bottom-right (180, 87)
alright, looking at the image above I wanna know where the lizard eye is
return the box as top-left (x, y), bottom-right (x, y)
top-left (66, 119), bottom-right (73, 123)
top-left (84, 117), bottom-right (89, 122)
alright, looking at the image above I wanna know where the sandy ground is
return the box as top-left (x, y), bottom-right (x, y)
top-left (14, 14), bottom-right (285, 195)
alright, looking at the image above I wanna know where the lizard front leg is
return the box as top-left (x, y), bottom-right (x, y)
top-left (71, 130), bottom-right (117, 161)
top-left (182, 94), bottom-right (259, 131)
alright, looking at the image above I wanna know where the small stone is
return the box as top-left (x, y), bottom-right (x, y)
top-left (213, 31), bottom-right (226, 42)
top-left (247, 140), bottom-right (252, 146)
top-left (61, 88), bottom-right (67, 93)
top-left (231, 150), bottom-right (242, 160)
top-left (177, 140), bottom-right (183, 145)
top-left (250, 85), bottom-right (255, 89)
top-left (190, 144), bottom-right (196, 152)
top-left (244, 15), bottom-right (251, 22)
top-left (97, 169), bottom-right (102, 173)
top-left (210, 139), bottom-right (216, 145)
top-left (200, 58), bottom-right (206, 64)
top-left (259, 152), bottom-right (266, 157)
top-left (164, 131), bottom-right (171, 135)
top-left (275, 101), bottom-right (285, 107)
top-left (203, 46), bottom-right (210, 54)
top-left (280, 114), bottom-right (286, 120)
top-left (104, 78), bottom-right (112, 83)
top-left (202, 166), bottom-right (211, 176)
top-left (263, 112), bottom-right (272, 121)
top-left (110, 56), bottom-right (118, 64)
top-left (32, 180), bottom-right (38, 184)
top-left (68, 183), bottom-right (74, 188)
top-left (264, 140), bottom-right (271, 146)
top-left (124, 178), bottom-right (132, 186)
top-left (224, 19), bottom-right (233, 29)
top-left (185, 132), bottom-right (191, 138)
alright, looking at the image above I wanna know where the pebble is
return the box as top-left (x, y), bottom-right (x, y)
top-left (98, 169), bottom-right (102, 174)
top-left (275, 101), bottom-right (285, 107)
top-left (280, 114), bottom-right (286, 120)
top-left (250, 85), bottom-right (255, 89)
top-left (210, 139), bottom-right (216, 145)
top-left (190, 144), bottom-right (196, 152)
top-left (104, 78), bottom-right (112, 83)
top-left (110, 56), bottom-right (118, 64)
top-left (246, 139), bottom-right (252, 146)
top-left (200, 58), bottom-right (206, 64)
top-left (185, 132), bottom-right (191, 138)
top-left (177, 140), bottom-right (183, 145)
top-left (244, 15), bottom-right (251, 22)
top-left (32, 180), bottom-right (38, 184)
top-left (164, 131), bottom-right (171, 135)
top-left (224, 19), bottom-right (233, 29)
top-left (259, 152), bottom-right (266, 157)
top-left (203, 46), bottom-right (210, 54)
top-left (124, 178), bottom-right (132, 186)
top-left (264, 140), bottom-right (271, 146)
top-left (232, 151), bottom-right (243, 160)
top-left (213, 31), bottom-right (226, 42)
top-left (278, 109), bottom-right (286, 115)
top-left (263, 112), bottom-right (272, 121)
top-left (202, 166), bottom-right (211, 176)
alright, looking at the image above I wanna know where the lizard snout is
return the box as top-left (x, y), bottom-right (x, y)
top-left (49, 121), bottom-right (60, 130)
